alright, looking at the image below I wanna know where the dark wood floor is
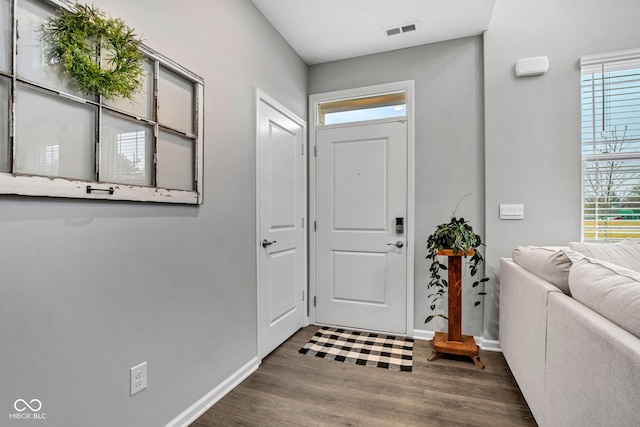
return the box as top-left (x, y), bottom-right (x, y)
top-left (192, 326), bottom-right (536, 427)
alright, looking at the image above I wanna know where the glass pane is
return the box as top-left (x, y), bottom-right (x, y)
top-left (324, 105), bottom-right (406, 125)
top-left (16, 0), bottom-right (88, 98)
top-left (104, 59), bottom-right (154, 120)
top-left (583, 158), bottom-right (640, 240)
top-left (156, 130), bottom-right (193, 191)
top-left (0, 77), bottom-right (9, 171)
top-left (100, 113), bottom-right (153, 186)
top-left (0, 0), bottom-right (10, 73)
top-left (581, 70), bottom-right (640, 156)
top-left (319, 92), bottom-right (406, 125)
top-left (15, 84), bottom-right (95, 180)
top-left (158, 66), bottom-right (193, 133)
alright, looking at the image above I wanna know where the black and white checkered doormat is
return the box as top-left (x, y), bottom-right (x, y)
top-left (299, 326), bottom-right (414, 372)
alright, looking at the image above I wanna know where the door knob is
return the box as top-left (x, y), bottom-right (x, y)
top-left (387, 241), bottom-right (404, 248)
top-left (262, 239), bottom-right (277, 248)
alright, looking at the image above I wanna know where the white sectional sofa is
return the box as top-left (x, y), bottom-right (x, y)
top-left (500, 241), bottom-right (640, 427)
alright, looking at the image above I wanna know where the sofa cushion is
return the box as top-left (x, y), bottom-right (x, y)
top-left (569, 256), bottom-right (640, 338)
top-left (569, 240), bottom-right (640, 271)
top-left (512, 246), bottom-right (572, 295)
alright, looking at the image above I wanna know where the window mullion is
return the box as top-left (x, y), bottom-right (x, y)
top-left (96, 101), bottom-right (102, 182)
top-left (95, 33), bottom-right (101, 182)
top-left (9, 0), bottom-right (17, 173)
top-left (153, 59), bottom-right (159, 189)
top-left (601, 64), bottom-right (606, 133)
top-left (192, 76), bottom-right (198, 193)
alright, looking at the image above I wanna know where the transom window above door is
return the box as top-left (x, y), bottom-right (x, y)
top-left (317, 92), bottom-right (406, 126)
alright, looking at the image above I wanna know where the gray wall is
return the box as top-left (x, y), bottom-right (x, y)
top-left (5, 0), bottom-right (640, 424)
top-left (0, 1), bottom-right (307, 426)
top-left (483, 0), bottom-right (640, 340)
top-left (309, 36), bottom-right (486, 336)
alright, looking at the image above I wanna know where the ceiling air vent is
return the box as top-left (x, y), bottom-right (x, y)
top-left (386, 27), bottom-right (401, 37)
top-left (384, 21), bottom-right (419, 37)
top-left (401, 24), bottom-right (416, 33)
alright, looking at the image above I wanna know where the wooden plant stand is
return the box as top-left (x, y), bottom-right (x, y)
top-left (428, 249), bottom-right (484, 369)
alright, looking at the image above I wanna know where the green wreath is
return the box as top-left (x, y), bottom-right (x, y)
top-left (42, 3), bottom-right (144, 100)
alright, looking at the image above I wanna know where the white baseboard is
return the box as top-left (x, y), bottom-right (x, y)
top-left (412, 329), bottom-right (435, 341)
top-left (165, 356), bottom-right (260, 427)
top-left (413, 329), bottom-right (501, 352)
top-left (475, 337), bottom-right (501, 352)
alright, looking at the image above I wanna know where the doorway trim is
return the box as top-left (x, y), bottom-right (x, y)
top-left (308, 80), bottom-right (415, 336)
top-left (255, 88), bottom-right (308, 360)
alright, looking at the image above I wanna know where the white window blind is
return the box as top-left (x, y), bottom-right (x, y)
top-left (580, 49), bottom-right (640, 240)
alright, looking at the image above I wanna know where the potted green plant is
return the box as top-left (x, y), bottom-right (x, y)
top-left (425, 216), bottom-right (488, 324)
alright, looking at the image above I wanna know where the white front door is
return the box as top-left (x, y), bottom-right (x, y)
top-left (315, 120), bottom-right (408, 334)
top-left (257, 92), bottom-right (306, 358)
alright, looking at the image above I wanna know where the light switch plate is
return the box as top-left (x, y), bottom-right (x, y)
top-left (500, 204), bottom-right (524, 220)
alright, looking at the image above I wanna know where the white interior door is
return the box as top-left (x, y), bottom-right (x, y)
top-left (315, 120), bottom-right (407, 334)
top-left (257, 93), bottom-right (306, 358)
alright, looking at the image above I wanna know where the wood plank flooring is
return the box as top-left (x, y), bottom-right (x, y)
top-left (191, 326), bottom-right (536, 427)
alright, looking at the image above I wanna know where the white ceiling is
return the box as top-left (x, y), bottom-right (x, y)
top-left (250, 0), bottom-right (496, 65)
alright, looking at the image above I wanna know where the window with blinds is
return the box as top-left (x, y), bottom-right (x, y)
top-left (580, 49), bottom-right (640, 240)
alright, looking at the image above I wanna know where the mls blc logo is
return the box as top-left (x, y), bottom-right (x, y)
top-left (9, 399), bottom-right (46, 420)
top-left (14, 399), bottom-right (42, 412)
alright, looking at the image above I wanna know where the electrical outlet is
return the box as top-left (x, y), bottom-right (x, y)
top-left (130, 362), bottom-right (147, 396)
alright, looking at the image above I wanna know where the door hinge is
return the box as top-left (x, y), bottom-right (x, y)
top-left (313, 296), bottom-right (317, 307)
top-left (302, 290), bottom-right (305, 301)
top-left (314, 221), bottom-right (317, 232)
top-left (302, 143), bottom-right (305, 156)
top-left (314, 145), bottom-right (317, 157)
top-left (302, 217), bottom-right (305, 228)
